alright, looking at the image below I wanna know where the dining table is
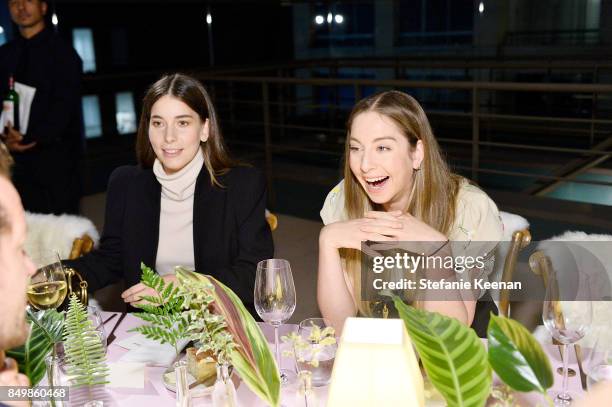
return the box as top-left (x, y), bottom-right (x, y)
top-left (65, 311), bottom-right (589, 406)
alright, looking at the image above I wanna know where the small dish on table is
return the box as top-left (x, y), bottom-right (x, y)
top-left (162, 347), bottom-right (234, 397)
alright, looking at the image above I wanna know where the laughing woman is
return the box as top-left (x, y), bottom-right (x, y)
top-left (65, 74), bottom-right (273, 316)
top-left (318, 91), bottom-right (502, 336)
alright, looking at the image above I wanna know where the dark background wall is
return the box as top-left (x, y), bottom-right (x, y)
top-left (6, 1), bottom-right (294, 70)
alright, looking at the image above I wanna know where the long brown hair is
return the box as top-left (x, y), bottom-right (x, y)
top-left (136, 73), bottom-right (238, 186)
top-left (342, 91), bottom-right (463, 314)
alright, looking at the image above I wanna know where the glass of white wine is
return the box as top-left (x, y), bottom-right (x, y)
top-left (27, 254), bottom-right (68, 311)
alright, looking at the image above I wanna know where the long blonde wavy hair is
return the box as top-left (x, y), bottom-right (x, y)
top-left (341, 90), bottom-right (464, 314)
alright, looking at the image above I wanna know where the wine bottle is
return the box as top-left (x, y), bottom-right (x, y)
top-left (3, 75), bottom-right (20, 131)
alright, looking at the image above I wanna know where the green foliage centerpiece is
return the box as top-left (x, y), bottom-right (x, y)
top-left (392, 296), bottom-right (554, 407)
top-left (393, 298), bottom-right (491, 407)
top-left (130, 264), bottom-right (187, 358)
top-left (132, 263), bottom-right (280, 407)
top-left (6, 308), bottom-right (64, 386)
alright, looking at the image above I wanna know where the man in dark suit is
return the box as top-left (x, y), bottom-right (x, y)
top-left (0, 147), bottom-right (36, 406)
top-left (0, 0), bottom-right (82, 214)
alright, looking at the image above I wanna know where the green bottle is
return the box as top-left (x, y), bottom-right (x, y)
top-left (3, 75), bottom-right (20, 131)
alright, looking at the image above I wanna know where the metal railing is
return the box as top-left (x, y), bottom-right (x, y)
top-left (79, 59), bottom-right (612, 208)
top-left (185, 73), bottom-right (612, 206)
top-left (504, 29), bottom-right (601, 46)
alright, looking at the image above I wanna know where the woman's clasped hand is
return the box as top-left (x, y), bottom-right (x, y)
top-left (120, 274), bottom-right (178, 306)
top-left (321, 210), bottom-right (446, 250)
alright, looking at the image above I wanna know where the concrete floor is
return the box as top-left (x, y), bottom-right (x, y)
top-left (81, 193), bottom-right (323, 324)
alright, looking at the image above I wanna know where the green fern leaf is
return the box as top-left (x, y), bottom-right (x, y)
top-left (131, 264), bottom-right (188, 358)
top-left (63, 294), bottom-right (109, 391)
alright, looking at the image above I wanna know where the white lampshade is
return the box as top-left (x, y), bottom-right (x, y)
top-left (327, 317), bottom-right (424, 407)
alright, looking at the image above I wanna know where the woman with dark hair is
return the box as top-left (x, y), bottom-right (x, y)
top-left (318, 91), bottom-right (502, 336)
top-left (66, 74), bottom-right (273, 314)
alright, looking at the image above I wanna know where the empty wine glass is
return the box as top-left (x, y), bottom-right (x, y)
top-left (254, 259), bottom-right (297, 385)
top-left (27, 253), bottom-right (67, 311)
top-left (543, 270), bottom-right (593, 405)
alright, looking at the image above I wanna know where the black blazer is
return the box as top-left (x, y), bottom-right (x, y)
top-left (65, 164), bottom-right (274, 314)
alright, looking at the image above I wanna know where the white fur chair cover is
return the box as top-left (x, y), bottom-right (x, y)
top-left (24, 212), bottom-right (100, 266)
top-left (532, 231), bottom-right (612, 347)
top-left (499, 211), bottom-right (530, 242)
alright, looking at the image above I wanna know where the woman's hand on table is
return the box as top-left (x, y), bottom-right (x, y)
top-left (121, 274), bottom-right (178, 306)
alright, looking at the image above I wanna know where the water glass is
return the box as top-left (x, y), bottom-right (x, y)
top-left (296, 318), bottom-right (336, 387)
top-left (174, 359), bottom-right (192, 407)
top-left (254, 259), bottom-right (297, 385)
top-left (45, 351), bottom-right (68, 407)
top-left (542, 271), bottom-right (592, 405)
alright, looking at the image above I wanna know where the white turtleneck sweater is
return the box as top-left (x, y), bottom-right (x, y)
top-left (152, 151), bottom-right (204, 276)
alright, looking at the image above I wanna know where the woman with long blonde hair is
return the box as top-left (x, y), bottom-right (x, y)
top-left (318, 90), bottom-right (502, 335)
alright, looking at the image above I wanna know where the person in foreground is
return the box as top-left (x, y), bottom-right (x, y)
top-left (0, 144), bottom-right (37, 407)
top-left (65, 74), bottom-right (273, 315)
top-left (318, 90), bottom-right (502, 335)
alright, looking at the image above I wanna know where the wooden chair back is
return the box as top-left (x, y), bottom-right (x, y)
top-left (498, 229), bottom-right (531, 317)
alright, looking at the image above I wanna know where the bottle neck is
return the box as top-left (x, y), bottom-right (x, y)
top-left (8, 77), bottom-right (14, 90)
top-left (216, 363), bottom-right (231, 381)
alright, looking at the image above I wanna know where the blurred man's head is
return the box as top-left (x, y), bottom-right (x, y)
top-left (0, 176), bottom-right (36, 349)
top-left (7, 0), bottom-right (47, 37)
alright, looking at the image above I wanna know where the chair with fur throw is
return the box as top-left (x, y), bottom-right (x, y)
top-left (25, 212), bottom-right (100, 306)
top-left (531, 231), bottom-right (612, 348)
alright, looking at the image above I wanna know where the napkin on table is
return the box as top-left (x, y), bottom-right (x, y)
top-left (116, 333), bottom-right (190, 366)
top-left (107, 362), bottom-right (146, 389)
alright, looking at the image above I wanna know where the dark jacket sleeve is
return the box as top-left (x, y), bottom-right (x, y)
top-left (27, 44), bottom-right (82, 146)
top-left (218, 169), bottom-right (274, 308)
top-left (64, 166), bottom-right (131, 291)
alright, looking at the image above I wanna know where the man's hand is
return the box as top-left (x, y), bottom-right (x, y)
top-left (3, 124), bottom-right (36, 153)
top-left (0, 357), bottom-right (30, 407)
top-left (121, 274), bottom-right (178, 306)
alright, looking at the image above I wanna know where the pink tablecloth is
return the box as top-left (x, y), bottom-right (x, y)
top-left (101, 312), bottom-right (324, 406)
top-left (98, 312), bottom-right (585, 406)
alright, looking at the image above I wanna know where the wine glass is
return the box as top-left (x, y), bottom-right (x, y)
top-left (254, 259), bottom-right (297, 385)
top-left (542, 270), bottom-right (593, 405)
top-left (27, 254), bottom-right (68, 311)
